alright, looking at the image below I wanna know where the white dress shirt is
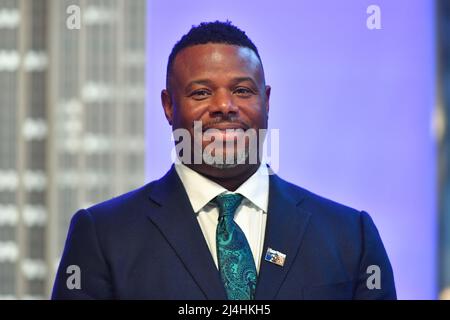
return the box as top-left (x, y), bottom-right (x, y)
top-left (174, 163), bottom-right (269, 273)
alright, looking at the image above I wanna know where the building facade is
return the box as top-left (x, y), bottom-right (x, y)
top-left (0, 0), bottom-right (146, 299)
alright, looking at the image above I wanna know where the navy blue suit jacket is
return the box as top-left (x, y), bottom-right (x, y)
top-left (52, 166), bottom-right (396, 299)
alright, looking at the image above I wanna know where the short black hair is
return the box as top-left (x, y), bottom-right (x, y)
top-left (166, 20), bottom-right (262, 89)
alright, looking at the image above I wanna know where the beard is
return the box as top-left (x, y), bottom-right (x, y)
top-left (202, 146), bottom-right (250, 169)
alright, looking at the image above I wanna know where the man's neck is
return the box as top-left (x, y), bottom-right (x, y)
top-left (185, 163), bottom-right (260, 191)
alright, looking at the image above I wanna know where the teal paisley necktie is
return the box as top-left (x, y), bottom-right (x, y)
top-left (214, 193), bottom-right (257, 300)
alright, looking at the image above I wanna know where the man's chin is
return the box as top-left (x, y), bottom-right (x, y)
top-left (202, 149), bottom-right (250, 169)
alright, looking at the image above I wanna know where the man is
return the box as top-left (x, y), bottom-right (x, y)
top-left (52, 21), bottom-right (396, 299)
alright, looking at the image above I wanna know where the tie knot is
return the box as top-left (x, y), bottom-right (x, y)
top-left (213, 193), bottom-right (243, 218)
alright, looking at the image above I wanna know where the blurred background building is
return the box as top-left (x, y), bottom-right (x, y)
top-left (438, 0), bottom-right (450, 300)
top-left (0, 0), bottom-right (146, 299)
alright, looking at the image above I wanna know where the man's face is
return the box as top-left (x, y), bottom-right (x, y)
top-left (162, 43), bottom-right (270, 172)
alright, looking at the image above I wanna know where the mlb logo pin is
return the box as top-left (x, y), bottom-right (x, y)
top-left (264, 247), bottom-right (286, 267)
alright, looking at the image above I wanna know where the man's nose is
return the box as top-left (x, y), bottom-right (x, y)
top-left (209, 89), bottom-right (239, 117)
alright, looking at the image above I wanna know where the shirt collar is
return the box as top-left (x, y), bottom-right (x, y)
top-left (174, 163), bottom-right (269, 214)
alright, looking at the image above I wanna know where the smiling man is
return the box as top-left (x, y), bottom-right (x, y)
top-left (52, 21), bottom-right (396, 300)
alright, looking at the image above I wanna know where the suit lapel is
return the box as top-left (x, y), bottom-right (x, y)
top-left (146, 166), bottom-right (227, 300)
top-left (255, 174), bottom-right (312, 300)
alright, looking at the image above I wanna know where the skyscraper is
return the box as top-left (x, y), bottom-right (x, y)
top-left (0, 0), bottom-right (146, 299)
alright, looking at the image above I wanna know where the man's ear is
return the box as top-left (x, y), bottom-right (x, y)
top-left (161, 89), bottom-right (173, 125)
top-left (264, 85), bottom-right (271, 115)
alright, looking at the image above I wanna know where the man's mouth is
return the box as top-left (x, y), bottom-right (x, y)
top-left (202, 122), bottom-right (249, 132)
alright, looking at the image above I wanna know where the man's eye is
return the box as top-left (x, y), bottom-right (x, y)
top-left (234, 87), bottom-right (253, 96)
top-left (190, 90), bottom-right (210, 99)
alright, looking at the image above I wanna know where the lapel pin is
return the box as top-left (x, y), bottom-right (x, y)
top-left (264, 247), bottom-right (286, 267)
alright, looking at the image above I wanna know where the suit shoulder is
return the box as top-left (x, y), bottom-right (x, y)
top-left (306, 189), bottom-right (361, 217)
top-left (73, 167), bottom-right (175, 229)
top-left (83, 180), bottom-right (157, 222)
top-left (276, 175), bottom-right (363, 222)
top-left (277, 176), bottom-right (369, 247)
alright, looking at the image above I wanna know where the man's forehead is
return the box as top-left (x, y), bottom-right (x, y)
top-left (172, 43), bottom-right (262, 79)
